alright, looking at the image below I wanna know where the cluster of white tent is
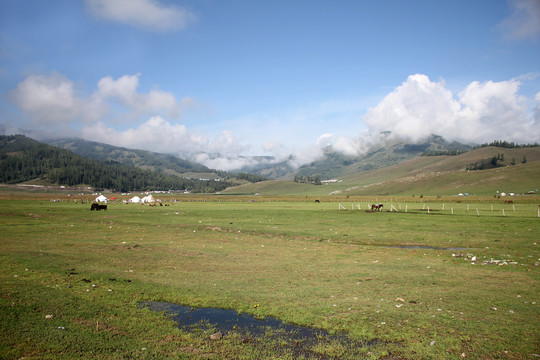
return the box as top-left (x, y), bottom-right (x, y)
top-left (128, 194), bottom-right (156, 204)
top-left (94, 194), bottom-right (158, 204)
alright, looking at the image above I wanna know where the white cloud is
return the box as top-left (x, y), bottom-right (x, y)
top-left (97, 73), bottom-right (183, 118)
top-left (79, 117), bottom-right (254, 171)
top-left (212, 130), bottom-right (252, 155)
top-left (9, 73), bottom-right (83, 126)
top-left (261, 140), bottom-right (283, 153)
top-left (316, 133), bottom-right (334, 148)
top-left (497, 0), bottom-right (540, 41)
top-left (6, 71), bottom-right (539, 172)
top-left (194, 153), bottom-right (258, 172)
top-left (363, 74), bottom-right (539, 145)
top-left (85, 0), bottom-right (196, 32)
top-left (9, 72), bottom-right (191, 132)
top-left (534, 91), bottom-right (540, 122)
top-left (457, 79), bottom-right (530, 142)
top-left (331, 135), bottom-right (369, 157)
top-left (96, 73), bottom-right (140, 103)
top-left (287, 144), bottom-right (323, 168)
top-left (216, 97), bottom-right (370, 158)
top-left (364, 74), bottom-right (460, 143)
top-left (82, 116), bottom-right (207, 154)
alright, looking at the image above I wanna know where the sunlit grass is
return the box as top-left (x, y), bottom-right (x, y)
top-left (1, 196), bottom-right (539, 359)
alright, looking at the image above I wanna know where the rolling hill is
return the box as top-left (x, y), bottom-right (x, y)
top-left (0, 135), bottom-right (229, 193)
top-left (222, 146), bottom-right (540, 196)
top-left (44, 134), bottom-right (473, 183)
top-left (3, 134), bottom-right (539, 196)
top-left (44, 137), bottom-right (219, 179)
top-left (272, 134), bottom-right (472, 180)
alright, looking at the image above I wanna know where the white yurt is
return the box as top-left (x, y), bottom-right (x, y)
top-left (141, 194), bottom-right (155, 204)
top-left (95, 194), bottom-right (108, 203)
top-left (129, 196), bottom-right (141, 204)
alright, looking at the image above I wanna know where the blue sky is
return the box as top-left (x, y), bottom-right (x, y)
top-left (1, 0), bottom-right (539, 170)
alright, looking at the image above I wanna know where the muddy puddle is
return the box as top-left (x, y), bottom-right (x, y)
top-left (384, 245), bottom-right (468, 250)
top-left (142, 301), bottom-right (376, 359)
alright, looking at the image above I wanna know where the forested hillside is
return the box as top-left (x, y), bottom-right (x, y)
top-left (0, 135), bottom-right (229, 193)
top-left (44, 138), bottom-right (214, 176)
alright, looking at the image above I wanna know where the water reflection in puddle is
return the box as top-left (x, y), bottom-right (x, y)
top-left (385, 245), bottom-right (468, 250)
top-left (142, 301), bottom-right (375, 358)
top-left (143, 301), bottom-right (320, 336)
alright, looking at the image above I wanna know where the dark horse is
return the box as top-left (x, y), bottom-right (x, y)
top-left (371, 204), bottom-right (383, 211)
top-left (90, 203), bottom-right (107, 211)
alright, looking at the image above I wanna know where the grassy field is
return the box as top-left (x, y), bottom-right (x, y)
top-left (1, 193), bottom-right (539, 359)
top-left (222, 151), bottom-right (540, 197)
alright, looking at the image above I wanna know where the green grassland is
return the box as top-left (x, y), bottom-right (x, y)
top-left (1, 195), bottom-right (539, 359)
top-left (223, 147), bottom-right (540, 197)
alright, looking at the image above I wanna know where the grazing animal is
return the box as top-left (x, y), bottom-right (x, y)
top-left (371, 204), bottom-right (383, 211)
top-left (91, 203), bottom-right (107, 211)
top-left (315, 199), bottom-right (320, 203)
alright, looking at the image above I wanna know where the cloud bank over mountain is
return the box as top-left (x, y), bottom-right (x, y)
top-left (5, 71), bottom-right (539, 171)
top-left (364, 74), bottom-right (539, 145)
top-left (1, 0), bottom-right (539, 171)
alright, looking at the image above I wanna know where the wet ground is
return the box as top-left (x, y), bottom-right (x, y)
top-left (384, 245), bottom-right (468, 250)
top-left (143, 301), bottom-right (324, 336)
top-left (142, 301), bottom-right (376, 359)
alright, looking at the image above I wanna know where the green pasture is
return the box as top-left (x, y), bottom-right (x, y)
top-left (1, 196), bottom-right (539, 359)
top-left (223, 161), bottom-right (540, 197)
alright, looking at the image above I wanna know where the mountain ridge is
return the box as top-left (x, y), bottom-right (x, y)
top-left (222, 145), bottom-right (540, 196)
top-left (3, 134), bottom-right (539, 196)
top-left (43, 137), bottom-right (218, 178)
top-left (0, 135), bottom-right (229, 193)
top-left (286, 134), bottom-right (472, 180)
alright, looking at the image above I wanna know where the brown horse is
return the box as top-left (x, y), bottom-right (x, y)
top-left (371, 204), bottom-right (383, 211)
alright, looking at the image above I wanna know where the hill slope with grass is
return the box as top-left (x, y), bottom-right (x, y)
top-left (223, 146), bottom-right (540, 196)
top-left (281, 134), bottom-right (472, 180)
top-left (7, 134), bottom-right (538, 196)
